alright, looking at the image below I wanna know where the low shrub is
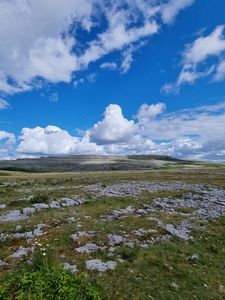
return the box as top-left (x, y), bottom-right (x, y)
top-left (0, 245), bottom-right (101, 300)
top-left (116, 246), bottom-right (138, 262)
top-left (30, 193), bottom-right (50, 204)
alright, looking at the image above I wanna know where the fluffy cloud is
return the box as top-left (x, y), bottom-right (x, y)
top-left (162, 25), bottom-right (225, 92)
top-left (0, 0), bottom-right (93, 94)
top-left (0, 0), bottom-right (194, 95)
top-left (0, 101), bottom-right (218, 161)
top-left (17, 125), bottom-right (103, 155)
top-left (89, 104), bottom-right (136, 144)
top-left (137, 103), bottom-right (166, 122)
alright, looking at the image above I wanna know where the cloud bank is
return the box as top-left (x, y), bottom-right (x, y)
top-left (1, 101), bottom-right (225, 161)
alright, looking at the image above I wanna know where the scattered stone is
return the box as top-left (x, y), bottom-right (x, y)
top-left (71, 231), bottom-right (90, 241)
top-left (188, 254), bottom-right (199, 263)
top-left (124, 241), bottom-right (135, 248)
top-left (50, 200), bottom-right (61, 209)
top-left (10, 247), bottom-right (34, 259)
top-left (0, 259), bottom-right (7, 266)
top-left (76, 243), bottom-right (100, 254)
top-left (112, 206), bottom-right (135, 217)
top-left (85, 181), bottom-right (200, 197)
top-left (108, 234), bottom-right (124, 246)
top-left (0, 182), bottom-right (17, 187)
top-left (0, 204), bottom-right (6, 209)
top-left (0, 224), bottom-right (47, 242)
top-left (15, 225), bottom-right (22, 232)
top-left (33, 224), bottom-right (47, 238)
top-left (61, 198), bottom-right (84, 207)
top-left (0, 210), bottom-right (27, 223)
top-left (171, 282), bottom-right (180, 289)
top-left (66, 217), bottom-right (75, 224)
top-left (117, 258), bottom-right (125, 263)
top-left (22, 207), bottom-right (36, 216)
top-left (32, 203), bottom-right (49, 210)
top-left (86, 259), bottom-right (117, 272)
top-left (165, 221), bottom-right (192, 240)
top-left (63, 263), bottom-right (78, 273)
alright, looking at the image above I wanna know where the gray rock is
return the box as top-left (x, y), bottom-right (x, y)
top-left (76, 243), bottom-right (100, 254)
top-left (0, 224), bottom-right (47, 242)
top-left (86, 259), bottom-right (117, 272)
top-left (66, 217), bottom-right (75, 224)
top-left (61, 198), bottom-right (84, 207)
top-left (0, 210), bottom-right (27, 223)
top-left (0, 259), bottom-right (7, 266)
top-left (23, 207), bottom-right (36, 216)
top-left (50, 201), bottom-right (61, 209)
top-left (0, 204), bottom-right (6, 209)
top-left (63, 263), bottom-right (78, 273)
top-left (188, 254), bottom-right (199, 263)
top-left (165, 221), bottom-right (192, 240)
top-left (171, 282), bottom-right (180, 289)
top-left (10, 247), bottom-right (34, 259)
top-left (15, 225), bottom-right (22, 231)
top-left (32, 203), bottom-right (49, 210)
top-left (71, 231), bottom-right (90, 241)
top-left (33, 224), bottom-right (47, 237)
top-left (108, 234), bottom-right (124, 246)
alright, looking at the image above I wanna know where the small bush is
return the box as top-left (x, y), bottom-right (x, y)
top-left (0, 246), bottom-right (101, 300)
top-left (116, 246), bottom-right (138, 262)
top-left (0, 267), bottom-right (101, 300)
top-left (31, 193), bottom-right (50, 204)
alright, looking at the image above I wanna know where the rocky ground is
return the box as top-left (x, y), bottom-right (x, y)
top-left (0, 168), bottom-right (225, 299)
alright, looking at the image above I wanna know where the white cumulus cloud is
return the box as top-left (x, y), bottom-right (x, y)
top-left (0, 0), bottom-right (195, 95)
top-left (89, 104), bottom-right (136, 144)
top-left (0, 101), bottom-right (220, 161)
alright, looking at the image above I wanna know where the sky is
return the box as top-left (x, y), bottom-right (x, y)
top-left (0, 0), bottom-right (225, 161)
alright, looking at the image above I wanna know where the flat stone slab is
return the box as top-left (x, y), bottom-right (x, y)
top-left (76, 243), bottom-right (100, 254)
top-left (86, 259), bottom-right (117, 272)
top-left (10, 247), bottom-right (34, 259)
top-left (0, 210), bottom-right (27, 223)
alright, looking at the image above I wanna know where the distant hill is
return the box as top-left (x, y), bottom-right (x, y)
top-left (0, 155), bottom-right (189, 173)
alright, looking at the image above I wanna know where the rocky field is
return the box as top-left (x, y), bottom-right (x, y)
top-left (0, 167), bottom-right (225, 299)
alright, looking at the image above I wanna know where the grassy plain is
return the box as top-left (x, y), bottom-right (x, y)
top-left (0, 165), bottom-right (225, 299)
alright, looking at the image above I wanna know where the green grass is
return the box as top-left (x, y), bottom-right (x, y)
top-left (0, 167), bottom-right (225, 299)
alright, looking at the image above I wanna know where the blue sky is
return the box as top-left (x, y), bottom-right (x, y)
top-left (0, 0), bottom-right (225, 160)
